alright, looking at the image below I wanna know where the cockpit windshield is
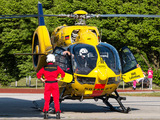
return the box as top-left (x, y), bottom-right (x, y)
top-left (72, 44), bottom-right (98, 75)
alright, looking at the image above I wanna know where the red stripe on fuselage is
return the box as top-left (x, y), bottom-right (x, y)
top-left (90, 84), bottom-right (105, 97)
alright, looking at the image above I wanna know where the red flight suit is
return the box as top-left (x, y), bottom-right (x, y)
top-left (36, 63), bottom-right (65, 112)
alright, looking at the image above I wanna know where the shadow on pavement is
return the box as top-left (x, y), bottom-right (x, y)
top-left (0, 97), bottom-right (140, 119)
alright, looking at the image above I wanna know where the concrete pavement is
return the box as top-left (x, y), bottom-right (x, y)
top-left (0, 93), bottom-right (160, 120)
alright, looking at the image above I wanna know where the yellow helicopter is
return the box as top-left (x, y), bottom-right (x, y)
top-left (2, 2), bottom-right (157, 113)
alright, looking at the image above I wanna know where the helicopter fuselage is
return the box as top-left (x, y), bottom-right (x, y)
top-left (51, 25), bottom-right (121, 99)
top-left (31, 4), bottom-right (144, 101)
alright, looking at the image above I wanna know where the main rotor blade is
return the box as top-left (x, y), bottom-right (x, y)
top-left (0, 14), bottom-right (73, 19)
top-left (14, 53), bottom-right (47, 55)
top-left (1, 13), bottom-right (160, 20)
top-left (90, 14), bottom-right (160, 18)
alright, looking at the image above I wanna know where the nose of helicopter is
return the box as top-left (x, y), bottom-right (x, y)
top-left (97, 67), bottom-right (108, 80)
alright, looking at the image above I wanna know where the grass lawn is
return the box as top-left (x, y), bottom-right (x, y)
top-left (1, 78), bottom-right (160, 90)
top-left (119, 92), bottom-right (160, 97)
top-left (118, 80), bottom-right (160, 90)
top-left (0, 77), bottom-right (44, 89)
top-left (1, 78), bottom-right (160, 97)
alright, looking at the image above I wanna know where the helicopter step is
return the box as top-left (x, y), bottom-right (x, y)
top-left (99, 90), bottom-right (131, 113)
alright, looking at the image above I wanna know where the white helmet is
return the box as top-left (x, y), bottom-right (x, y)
top-left (46, 54), bottom-right (55, 63)
top-left (79, 48), bottom-right (88, 57)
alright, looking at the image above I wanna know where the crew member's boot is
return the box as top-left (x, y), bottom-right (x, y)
top-left (44, 111), bottom-right (48, 119)
top-left (56, 111), bottom-right (60, 119)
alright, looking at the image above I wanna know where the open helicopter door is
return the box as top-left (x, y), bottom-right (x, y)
top-left (120, 46), bottom-right (144, 82)
top-left (53, 47), bottom-right (73, 83)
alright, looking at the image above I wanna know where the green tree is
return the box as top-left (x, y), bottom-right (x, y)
top-left (1, 0), bottom-right (160, 86)
top-left (0, 0), bottom-right (39, 85)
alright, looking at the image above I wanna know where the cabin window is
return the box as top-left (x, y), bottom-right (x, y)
top-left (53, 48), bottom-right (72, 74)
top-left (121, 48), bottom-right (137, 73)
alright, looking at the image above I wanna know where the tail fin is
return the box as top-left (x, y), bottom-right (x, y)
top-left (38, 2), bottom-right (45, 26)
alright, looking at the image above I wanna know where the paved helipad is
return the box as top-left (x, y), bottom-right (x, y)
top-left (0, 93), bottom-right (160, 120)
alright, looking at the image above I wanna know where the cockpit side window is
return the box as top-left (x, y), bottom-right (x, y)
top-left (53, 48), bottom-right (72, 74)
top-left (121, 49), bottom-right (137, 73)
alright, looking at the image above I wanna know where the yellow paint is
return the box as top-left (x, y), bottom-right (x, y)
top-left (32, 26), bottom-right (52, 72)
top-left (84, 90), bottom-right (93, 95)
top-left (60, 73), bottom-right (73, 83)
top-left (51, 25), bottom-right (100, 47)
top-left (122, 67), bottom-right (144, 82)
top-left (73, 10), bottom-right (88, 15)
top-left (97, 59), bottom-right (108, 80)
top-left (75, 29), bottom-right (99, 45)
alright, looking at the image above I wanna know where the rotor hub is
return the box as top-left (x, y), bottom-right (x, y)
top-left (73, 10), bottom-right (88, 25)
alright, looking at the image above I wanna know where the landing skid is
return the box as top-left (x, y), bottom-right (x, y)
top-left (99, 90), bottom-right (131, 113)
top-left (33, 89), bottom-right (130, 113)
top-left (33, 101), bottom-right (43, 111)
top-left (33, 101), bottom-right (56, 114)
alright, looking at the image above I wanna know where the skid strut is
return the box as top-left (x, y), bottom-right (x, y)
top-left (33, 101), bottom-right (42, 111)
top-left (100, 90), bottom-right (131, 113)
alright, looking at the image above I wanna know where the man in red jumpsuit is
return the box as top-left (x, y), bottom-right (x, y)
top-left (37, 54), bottom-right (65, 119)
